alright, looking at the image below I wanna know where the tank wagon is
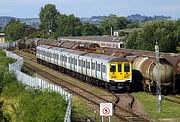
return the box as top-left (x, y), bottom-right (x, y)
top-left (36, 45), bottom-right (132, 91)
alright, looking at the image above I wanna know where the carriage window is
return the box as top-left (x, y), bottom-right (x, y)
top-left (68, 57), bottom-right (71, 63)
top-left (97, 64), bottom-right (100, 71)
top-left (102, 65), bottom-right (106, 73)
top-left (110, 64), bottom-right (116, 72)
top-left (118, 64), bottom-right (122, 72)
top-left (124, 64), bottom-right (130, 72)
top-left (71, 58), bottom-right (74, 64)
top-left (83, 61), bottom-right (86, 67)
top-left (92, 62), bottom-right (95, 70)
top-left (86, 62), bottom-right (90, 69)
top-left (79, 60), bottom-right (81, 66)
top-left (75, 59), bottom-right (77, 65)
top-left (65, 56), bottom-right (67, 62)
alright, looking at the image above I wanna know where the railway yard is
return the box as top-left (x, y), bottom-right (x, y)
top-left (13, 49), bottom-right (180, 122)
top-left (14, 50), bottom-right (150, 122)
top-left (0, 38), bottom-right (179, 121)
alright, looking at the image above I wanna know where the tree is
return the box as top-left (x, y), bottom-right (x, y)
top-left (56, 14), bottom-right (82, 36)
top-left (99, 15), bottom-right (129, 35)
top-left (4, 19), bottom-right (25, 42)
top-left (126, 20), bottom-right (179, 53)
top-left (82, 23), bottom-right (102, 36)
top-left (175, 20), bottom-right (180, 53)
top-left (39, 4), bottom-right (59, 34)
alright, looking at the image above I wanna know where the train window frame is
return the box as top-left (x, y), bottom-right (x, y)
top-left (110, 64), bottom-right (116, 72)
top-left (75, 59), bottom-right (77, 65)
top-left (86, 62), bottom-right (90, 69)
top-left (71, 58), bottom-right (73, 64)
top-left (83, 61), bottom-right (86, 68)
top-left (118, 64), bottom-right (122, 72)
top-left (68, 57), bottom-right (71, 63)
top-left (102, 65), bottom-right (106, 73)
top-left (92, 62), bottom-right (95, 70)
top-left (124, 63), bottom-right (130, 72)
top-left (79, 60), bottom-right (81, 66)
top-left (97, 63), bottom-right (101, 71)
top-left (65, 56), bottom-right (67, 62)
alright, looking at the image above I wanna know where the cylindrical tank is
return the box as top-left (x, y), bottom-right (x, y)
top-left (133, 56), bottom-right (174, 83)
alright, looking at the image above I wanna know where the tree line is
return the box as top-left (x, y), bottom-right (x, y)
top-left (126, 20), bottom-right (180, 53)
top-left (3, 4), bottom-right (180, 53)
top-left (4, 4), bottom-right (131, 40)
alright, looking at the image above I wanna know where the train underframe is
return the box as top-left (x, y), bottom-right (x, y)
top-left (37, 58), bottom-right (130, 92)
top-left (143, 79), bottom-right (175, 94)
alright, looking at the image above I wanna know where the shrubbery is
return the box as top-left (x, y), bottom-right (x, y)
top-left (0, 50), bottom-right (68, 122)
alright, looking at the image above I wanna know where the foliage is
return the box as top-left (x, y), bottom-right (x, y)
top-left (126, 20), bottom-right (179, 53)
top-left (27, 30), bottom-right (48, 39)
top-left (99, 14), bottom-right (129, 35)
top-left (175, 20), bottom-right (180, 53)
top-left (4, 19), bottom-right (25, 42)
top-left (56, 14), bottom-right (82, 36)
top-left (39, 4), bottom-right (59, 34)
top-left (0, 50), bottom-right (16, 67)
top-left (127, 22), bottom-right (140, 28)
top-left (16, 90), bottom-right (67, 122)
top-left (82, 23), bottom-right (102, 36)
top-left (0, 52), bottom-right (68, 121)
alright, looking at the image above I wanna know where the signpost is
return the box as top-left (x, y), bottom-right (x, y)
top-left (100, 103), bottom-right (113, 122)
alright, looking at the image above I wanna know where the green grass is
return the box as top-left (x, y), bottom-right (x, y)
top-left (0, 50), bottom-right (16, 67)
top-left (0, 50), bottom-right (68, 122)
top-left (133, 92), bottom-right (180, 121)
top-left (15, 50), bottom-right (36, 60)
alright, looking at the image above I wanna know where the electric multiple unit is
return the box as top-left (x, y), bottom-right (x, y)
top-left (36, 45), bottom-right (132, 91)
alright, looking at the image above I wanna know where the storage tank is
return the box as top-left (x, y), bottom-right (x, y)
top-left (133, 56), bottom-right (174, 83)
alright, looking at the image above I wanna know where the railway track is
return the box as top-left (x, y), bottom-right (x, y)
top-left (164, 95), bottom-right (180, 104)
top-left (14, 50), bottom-right (151, 122)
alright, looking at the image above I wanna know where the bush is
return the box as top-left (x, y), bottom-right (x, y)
top-left (16, 90), bottom-right (67, 122)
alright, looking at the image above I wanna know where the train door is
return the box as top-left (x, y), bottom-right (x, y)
top-left (117, 63), bottom-right (124, 80)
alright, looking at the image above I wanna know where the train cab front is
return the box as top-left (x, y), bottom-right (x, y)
top-left (108, 61), bottom-right (132, 91)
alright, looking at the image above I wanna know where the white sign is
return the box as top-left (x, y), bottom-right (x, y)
top-left (100, 103), bottom-right (113, 116)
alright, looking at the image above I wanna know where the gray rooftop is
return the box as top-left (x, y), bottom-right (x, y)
top-left (59, 36), bottom-right (124, 42)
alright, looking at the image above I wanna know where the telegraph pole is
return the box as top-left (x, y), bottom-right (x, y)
top-left (155, 42), bottom-right (162, 114)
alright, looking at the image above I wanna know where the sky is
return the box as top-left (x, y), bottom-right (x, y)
top-left (0, 0), bottom-right (180, 19)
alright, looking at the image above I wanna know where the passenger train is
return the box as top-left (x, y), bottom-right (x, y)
top-left (36, 45), bottom-right (132, 91)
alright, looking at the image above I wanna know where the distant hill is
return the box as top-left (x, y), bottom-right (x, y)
top-left (0, 16), bottom-right (15, 27)
top-left (0, 14), bottom-right (173, 30)
top-left (126, 14), bottom-right (171, 22)
top-left (80, 16), bottom-right (106, 25)
top-left (19, 18), bottom-right (40, 28)
top-left (0, 16), bottom-right (40, 29)
top-left (80, 14), bottom-right (172, 25)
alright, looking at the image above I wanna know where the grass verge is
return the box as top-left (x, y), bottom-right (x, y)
top-left (133, 92), bottom-right (180, 121)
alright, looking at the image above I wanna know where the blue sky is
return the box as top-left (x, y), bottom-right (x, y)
top-left (0, 0), bottom-right (180, 19)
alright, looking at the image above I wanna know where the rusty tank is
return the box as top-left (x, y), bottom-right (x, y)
top-left (133, 56), bottom-right (174, 84)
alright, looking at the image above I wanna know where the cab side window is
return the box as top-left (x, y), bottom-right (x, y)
top-left (110, 64), bottom-right (116, 72)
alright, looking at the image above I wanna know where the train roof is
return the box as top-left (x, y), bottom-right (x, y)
top-left (38, 45), bottom-right (129, 63)
top-left (37, 45), bottom-right (52, 49)
top-left (59, 36), bottom-right (124, 43)
top-left (109, 57), bottom-right (129, 62)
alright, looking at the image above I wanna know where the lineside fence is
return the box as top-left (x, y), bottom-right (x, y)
top-left (5, 51), bottom-right (72, 122)
top-left (0, 42), bottom-right (18, 49)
